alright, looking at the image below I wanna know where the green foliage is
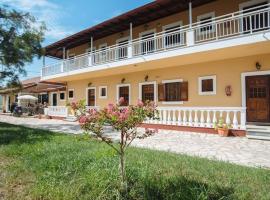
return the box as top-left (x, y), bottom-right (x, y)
top-left (0, 123), bottom-right (270, 200)
top-left (0, 5), bottom-right (46, 86)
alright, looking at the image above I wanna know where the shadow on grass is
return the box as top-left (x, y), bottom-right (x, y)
top-left (126, 170), bottom-right (234, 200)
top-left (0, 122), bottom-right (55, 145)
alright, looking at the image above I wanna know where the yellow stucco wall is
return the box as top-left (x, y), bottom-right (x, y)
top-left (64, 53), bottom-right (270, 108)
top-left (66, 0), bottom-right (250, 56)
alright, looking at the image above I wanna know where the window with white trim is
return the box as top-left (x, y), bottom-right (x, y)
top-left (163, 21), bottom-right (183, 48)
top-left (139, 29), bottom-right (156, 54)
top-left (59, 92), bottom-right (66, 100)
top-left (139, 82), bottom-right (156, 103)
top-left (68, 89), bottom-right (74, 99)
top-left (99, 86), bottom-right (107, 99)
top-left (158, 79), bottom-right (188, 104)
top-left (197, 12), bottom-right (215, 33)
top-left (198, 75), bottom-right (216, 95)
top-left (117, 84), bottom-right (130, 106)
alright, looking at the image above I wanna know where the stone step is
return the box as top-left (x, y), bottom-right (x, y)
top-left (65, 115), bottom-right (77, 122)
top-left (246, 128), bottom-right (270, 141)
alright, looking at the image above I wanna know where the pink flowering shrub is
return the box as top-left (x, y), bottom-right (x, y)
top-left (70, 98), bottom-right (158, 194)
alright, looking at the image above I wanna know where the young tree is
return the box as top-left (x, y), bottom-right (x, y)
top-left (70, 98), bottom-right (158, 195)
top-left (0, 5), bottom-right (46, 86)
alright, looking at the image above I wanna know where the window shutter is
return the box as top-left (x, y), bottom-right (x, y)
top-left (180, 81), bottom-right (188, 101)
top-left (158, 83), bottom-right (165, 101)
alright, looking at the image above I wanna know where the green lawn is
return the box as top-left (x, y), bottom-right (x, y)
top-left (0, 122), bottom-right (269, 200)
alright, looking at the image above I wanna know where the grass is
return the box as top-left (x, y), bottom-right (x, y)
top-left (0, 122), bottom-right (269, 200)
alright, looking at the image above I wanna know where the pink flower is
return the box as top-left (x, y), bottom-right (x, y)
top-left (137, 100), bottom-right (144, 107)
top-left (79, 115), bottom-right (88, 124)
top-left (119, 97), bottom-right (125, 105)
top-left (71, 101), bottom-right (78, 110)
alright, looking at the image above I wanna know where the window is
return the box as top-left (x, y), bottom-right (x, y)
top-left (68, 89), bottom-right (74, 99)
top-left (67, 52), bottom-right (75, 65)
top-left (117, 84), bottom-right (130, 106)
top-left (199, 75), bottom-right (216, 95)
top-left (99, 86), bottom-right (107, 99)
top-left (38, 93), bottom-right (49, 104)
top-left (241, 1), bottom-right (269, 33)
top-left (139, 82), bottom-right (156, 103)
top-left (86, 87), bottom-right (96, 106)
top-left (163, 21), bottom-right (183, 48)
top-left (116, 37), bottom-right (129, 59)
top-left (60, 92), bottom-right (65, 100)
top-left (197, 12), bottom-right (215, 33)
top-left (140, 29), bottom-right (156, 54)
top-left (99, 43), bottom-right (107, 63)
top-left (158, 79), bottom-right (188, 104)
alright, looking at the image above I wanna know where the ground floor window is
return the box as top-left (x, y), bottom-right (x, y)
top-left (139, 82), bottom-right (156, 103)
top-left (117, 84), bottom-right (130, 106)
top-left (198, 75), bottom-right (216, 95)
top-left (38, 93), bottom-right (49, 104)
top-left (158, 79), bottom-right (188, 103)
top-left (60, 92), bottom-right (66, 101)
top-left (99, 86), bottom-right (107, 99)
top-left (87, 88), bottom-right (96, 106)
top-left (68, 89), bottom-right (74, 99)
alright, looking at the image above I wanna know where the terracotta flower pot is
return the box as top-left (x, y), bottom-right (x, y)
top-left (217, 128), bottom-right (229, 137)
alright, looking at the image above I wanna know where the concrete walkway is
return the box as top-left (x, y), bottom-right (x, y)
top-left (1, 115), bottom-right (270, 169)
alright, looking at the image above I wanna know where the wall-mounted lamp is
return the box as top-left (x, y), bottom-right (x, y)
top-left (256, 62), bottom-right (262, 70)
top-left (121, 78), bottom-right (126, 83)
top-left (144, 24), bottom-right (149, 30)
top-left (157, 22), bottom-right (161, 27)
top-left (119, 32), bottom-right (124, 37)
top-left (225, 85), bottom-right (232, 96)
top-left (88, 82), bottom-right (92, 87)
top-left (144, 75), bottom-right (149, 82)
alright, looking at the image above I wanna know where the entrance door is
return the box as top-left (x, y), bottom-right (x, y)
top-left (246, 75), bottom-right (270, 122)
top-left (87, 88), bottom-right (96, 106)
top-left (52, 93), bottom-right (57, 106)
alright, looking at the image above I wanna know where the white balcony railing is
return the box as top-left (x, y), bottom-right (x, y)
top-left (145, 107), bottom-right (246, 130)
top-left (42, 4), bottom-right (270, 77)
top-left (45, 106), bottom-right (68, 118)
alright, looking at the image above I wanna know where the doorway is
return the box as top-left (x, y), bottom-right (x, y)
top-left (87, 88), bottom-right (96, 106)
top-left (246, 75), bottom-right (270, 122)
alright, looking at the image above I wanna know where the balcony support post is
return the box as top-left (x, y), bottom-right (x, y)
top-left (189, 1), bottom-right (192, 28)
top-left (88, 37), bottom-right (93, 66)
top-left (128, 22), bottom-right (133, 58)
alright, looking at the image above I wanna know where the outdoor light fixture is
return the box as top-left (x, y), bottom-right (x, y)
top-left (121, 78), bottom-right (125, 83)
top-left (88, 82), bottom-right (92, 87)
top-left (144, 24), bottom-right (149, 30)
top-left (256, 62), bottom-right (261, 70)
top-left (144, 75), bottom-right (149, 81)
top-left (119, 32), bottom-right (124, 37)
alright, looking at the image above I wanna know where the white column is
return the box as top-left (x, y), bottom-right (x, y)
top-left (89, 37), bottom-right (93, 66)
top-left (189, 1), bottom-right (192, 27)
top-left (128, 23), bottom-right (133, 58)
top-left (187, 1), bottom-right (194, 46)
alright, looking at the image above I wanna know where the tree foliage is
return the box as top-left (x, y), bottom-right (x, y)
top-left (0, 5), bottom-right (46, 86)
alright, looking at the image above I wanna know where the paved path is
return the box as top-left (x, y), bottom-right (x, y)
top-left (1, 115), bottom-right (270, 169)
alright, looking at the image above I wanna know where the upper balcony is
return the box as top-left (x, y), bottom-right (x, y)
top-left (41, 3), bottom-right (270, 80)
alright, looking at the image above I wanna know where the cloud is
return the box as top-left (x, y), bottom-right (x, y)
top-left (2, 0), bottom-right (74, 41)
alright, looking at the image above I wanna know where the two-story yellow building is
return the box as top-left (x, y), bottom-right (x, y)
top-left (40, 0), bottom-right (270, 138)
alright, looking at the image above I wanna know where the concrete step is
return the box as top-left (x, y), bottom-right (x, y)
top-left (246, 126), bottom-right (270, 141)
top-left (65, 115), bottom-right (77, 122)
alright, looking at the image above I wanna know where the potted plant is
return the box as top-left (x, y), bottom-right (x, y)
top-left (214, 119), bottom-right (231, 137)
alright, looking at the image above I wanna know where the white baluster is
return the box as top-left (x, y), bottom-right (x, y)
top-left (163, 109), bottom-right (167, 124)
top-left (200, 110), bottom-right (205, 127)
top-left (212, 111), bottom-right (217, 127)
top-left (183, 110), bottom-right (187, 126)
top-left (172, 110), bottom-right (176, 125)
top-left (194, 110), bottom-right (199, 127)
top-left (160, 109), bottom-right (163, 124)
top-left (226, 111), bottom-right (231, 125)
top-left (178, 110), bottom-right (182, 126)
top-left (233, 111), bottom-right (238, 129)
top-left (206, 110), bottom-right (211, 127)
top-left (240, 108), bottom-right (246, 130)
top-left (167, 110), bottom-right (171, 125)
top-left (188, 110), bottom-right (193, 126)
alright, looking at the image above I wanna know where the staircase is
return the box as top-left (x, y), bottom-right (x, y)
top-left (65, 115), bottom-right (77, 122)
top-left (246, 125), bottom-right (270, 140)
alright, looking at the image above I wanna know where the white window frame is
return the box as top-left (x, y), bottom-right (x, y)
top-left (59, 92), bottom-right (66, 101)
top-left (86, 87), bottom-right (97, 107)
top-left (116, 37), bottom-right (130, 59)
top-left (86, 46), bottom-right (96, 53)
top-left (239, 0), bottom-right (270, 10)
top-left (68, 89), bottom-right (74, 100)
top-left (139, 29), bottom-right (156, 54)
top-left (198, 75), bottom-right (217, 96)
top-left (99, 43), bottom-right (107, 49)
top-left (161, 79), bottom-right (184, 105)
top-left (116, 84), bottom-right (131, 106)
top-left (139, 81), bottom-right (157, 103)
top-left (99, 86), bottom-right (107, 99)
top-left (162, 21), bottom-right (184, 48)
top-left (51, 92), bottom-right (58, 106)
top-left (197, 12), bottom-right (216, 35)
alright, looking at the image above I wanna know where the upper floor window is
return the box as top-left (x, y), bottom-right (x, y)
top-left (60, 92), bottom-right (66, 101)
top-left (163, 21), bottom-right (183, 48)
top-left (197, 12), bottom-right (215, 33)
top-left (116, 37), bottom-right (129, 59)
top-left (140, 29), bottom-right (156, 54)
top-left (68, 89), bottom-right (74, 99)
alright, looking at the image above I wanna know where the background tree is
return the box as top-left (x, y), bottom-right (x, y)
top-left (0, 5), bottom-right (46, 87)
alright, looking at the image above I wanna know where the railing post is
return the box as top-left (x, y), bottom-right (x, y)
top-left (61, 61), bottom-right (64, 73)
top-left (88, 54), bottom-right (92, 66)
top-left (186, 29), bottom-right (195, 46)
top-left (240, 108), bottom-right (246, 130)
top-left (128, 42), bottom-right (133, 58)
